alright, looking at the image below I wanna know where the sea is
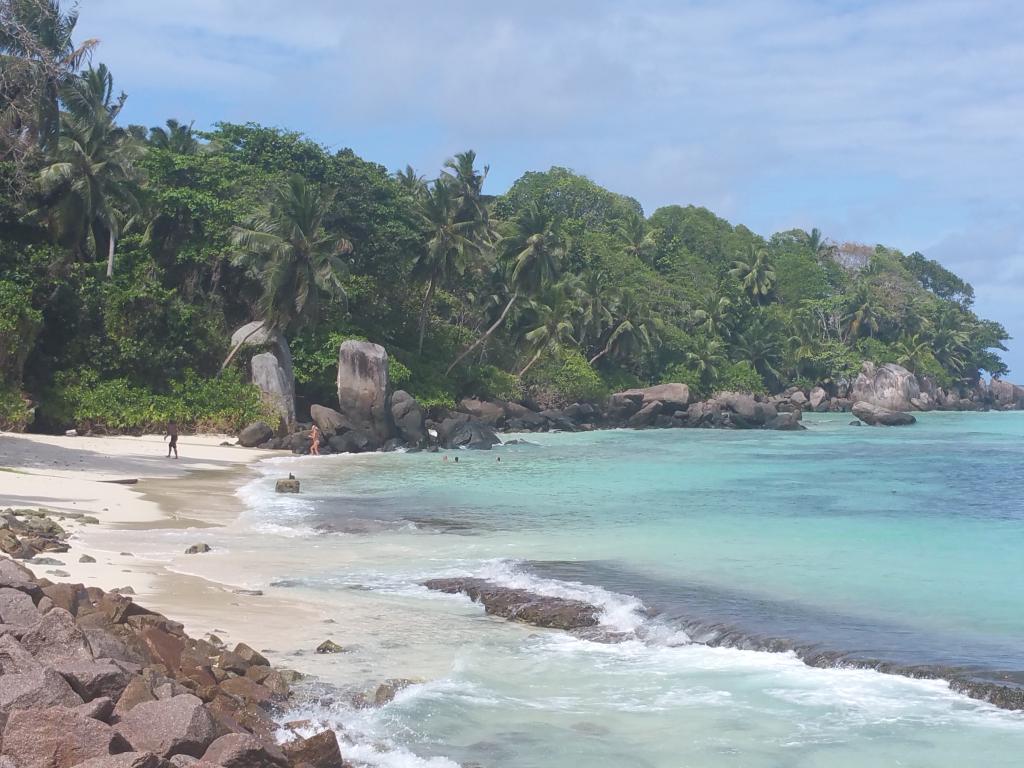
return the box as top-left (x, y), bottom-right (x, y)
top-left (158, 412), bottom-right (1024, 766)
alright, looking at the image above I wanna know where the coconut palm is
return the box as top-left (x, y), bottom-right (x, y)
top-left (442, 149), bottom-right (492, 239)
top-left (34, 63), bottom-right (142, 276)
top-left (413, 178), bottom-right (480, 353)
top-left (806, 227), bottom-right (836, 262)
top-left (691, 290), bottom-right (733, 340)
top-left (894, 334), bottom-right (931, 372)
top-left (518, 281), bottom-right (581, 376)
top-left (446, 203), bottom-right (563, 374)
top-left (926, 305), bottom-right (970, 375)
top-left (734, 315), bottom-right (785, 387)
top-left (729, 245), bottom-right (776, 305)
top-left (615, 210), bottom-right (656, 266)
top-left (577, 269), bottom-right (615, 354)
top-left (686, 338), bottom-right (728, 391)
top-left (394, 164), bottom-right (426, 198)
top-left (843, 281), bottom-right (880, 340)
top-left (589, 291), bottom-right (658, 366)
top-left (225, 174), bottom-right (351, 368)
top-left (0, 0), bottom-right (98, 170)
top-left (148, 118), bottom-right (199, 154)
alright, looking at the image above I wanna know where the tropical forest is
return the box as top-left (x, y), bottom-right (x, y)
top-left (0, 1), bottom-right (1010, 434)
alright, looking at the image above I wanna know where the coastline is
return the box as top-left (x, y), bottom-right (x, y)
top-left (0, 433), bottom-right (335, 663)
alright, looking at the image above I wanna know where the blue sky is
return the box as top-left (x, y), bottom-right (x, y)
top-left (78, 0), bottom-right (1024, 375)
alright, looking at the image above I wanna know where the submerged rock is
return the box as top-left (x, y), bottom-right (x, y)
top-left (274, 478), bottom-right (300, 494)
top-left (315, 640), bottom-right (344, 654)
top-left (184, 543), bottom-right (212, 554)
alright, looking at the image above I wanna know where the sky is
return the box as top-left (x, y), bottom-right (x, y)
top-left (77, 0), bottom-right (1024, 375)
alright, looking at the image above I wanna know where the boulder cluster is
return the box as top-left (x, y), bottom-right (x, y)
top-left (236, 336), bottom-right (1024, 452)
top-left (1, 508), bottom-right (97, 563)
top-left (0, 558), bottom-right (349, 767)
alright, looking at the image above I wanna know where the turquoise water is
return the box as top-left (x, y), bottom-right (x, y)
top-left (236, 412), bottom-right (1024, 767)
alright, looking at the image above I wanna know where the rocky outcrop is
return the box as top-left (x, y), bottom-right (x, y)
top-left (390, 390), bottom-right (426, 448)
top-left (618, 383), bottom-right (690, 411)
top-left (238, 422), bottom-right (273, 448)
top-left (0, 560), bottom-right (331, 767)
top-left (852, 401), bottom-right (916, 426)
top-left (422, 578), bottom-right (600, 630)
top-left (308, 405), bottom-right (349, 436)
top-left (990, 378), bottom-right (1024, 409)
top-left (336, 341), bottom-right (392, 448)
top-left (851, 362), bottom-right (920, 411)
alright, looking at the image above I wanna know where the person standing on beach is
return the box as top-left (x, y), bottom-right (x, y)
top-left (309, 424), bottom-right (321, 456)
top-left (165, 419), bottom-right (179, 459)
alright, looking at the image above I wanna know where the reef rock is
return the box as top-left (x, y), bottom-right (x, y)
top-left (391, 390), bottom-right (427, 447)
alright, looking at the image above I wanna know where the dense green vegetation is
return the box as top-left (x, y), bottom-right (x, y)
top-left (0, 1), bottom-right (1010, 431)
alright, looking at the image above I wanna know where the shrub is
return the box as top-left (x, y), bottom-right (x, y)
top-left (47, 368), bottom-right (272, 434)
top-left (0, 281), bottom-right (42, 387)
top-left (718, 361), bottom-right (766, 394)
top-left (525, 348), bottom-right (607, 406)
top-left (659, 363), bottom-right (707, 400)
top-left (456, 364), bottom-right (521, 402)
top-left (0, 387), bottom-right (32, 432)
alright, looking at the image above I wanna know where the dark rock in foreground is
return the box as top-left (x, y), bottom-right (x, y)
top-left (0, 557), bottom-right (354, 767)
top-left (422, 578), bottom-right (600, 630)
top-left (851, 401), bottom-right (916, 426)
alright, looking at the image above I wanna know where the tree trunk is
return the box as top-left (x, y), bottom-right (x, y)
top-left (418, 277), bottom-right (436, 355)
top-left (105, 233), bottom-right (115, 278)
top-left (445, 292), bottom-right (518, 375)
top-left (588, 347), bottom-right (609, 365)
top-left (219, 323), bottom-right (265, 375)
top-left (518, 347), bottom-right (545, 377)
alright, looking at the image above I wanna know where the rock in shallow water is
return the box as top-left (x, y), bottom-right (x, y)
top-left (851, 401), bottom-right (916, 426)
top-left (422, 578), bottom-right (601, 630)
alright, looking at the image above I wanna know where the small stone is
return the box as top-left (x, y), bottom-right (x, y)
top-left (184, 543), bottom-right (211, 554)
top-left (80, 554), bottom-right (97, 563)
top-left (275, 478), bottom-right (300, 494)
top-left (315, 639), bottom-right (344, 654)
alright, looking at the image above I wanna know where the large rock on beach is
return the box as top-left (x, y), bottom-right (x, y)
top-left (336, 341), bottom-right (392, 447)
top-left (201, 733), bottom-right (287, 767)
top-left (619, 383), bottom-right (690, 411)
top-left (309, 404), bottom-right (349, 436)
top-left (251, 353), bottom-right (296, 430)
top-left (237, 422), bottom-right (273, 448)
top-left (851, 362), bottom-right (920, 411)
top-left (2, 705), bottom-right (130, 767)
top-left (391, 390), bottom-right (427, 447)
top-left (115, 694), bottom-right (217, 758)
top-left (851, 401), bottom-right (916, 426)
top-left (458, 398), bottom-right (507, 428)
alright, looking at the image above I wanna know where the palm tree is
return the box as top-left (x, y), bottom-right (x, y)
top-left (148, 118), bottom-right (199, 154)
top-left (806, 227), bottom-right (836, 262)
top-left (445, 203), bottom-right (564, 374)
top-left (615, 210), bottom-right (655, 266)
top-left (394, 164), bottom-right (425, 198)
top-left (0, 0), bottom-right (98, 173)
top-left (729, 245), bottom-right (776, 305)
top-left (414, 179), bottom-right (479, 353)
top-left (691, 290), bottom-right (733, 340)
top-left (34, 63), bottom-right (141, 276)
top-left (926, 305), bottom-right (970, 376)
top-left (589, 291), bottom-right (658, 366)
top-left (442, 150), bottom-right (490, 229)
top-left (686, 338), bottom-right (727, 391)
top-left (894, 334), bottom-right (930, 372)
top-left (225, 174), bottom-right (351, 369)
top-left (734, 315), bottom-right (785, 387)
top-left (843, 281), bottom-right (880, 340)
top-left (578, 270), bottom-right (615, 354)
top-left (518, 281), bottom-right (581, 376)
